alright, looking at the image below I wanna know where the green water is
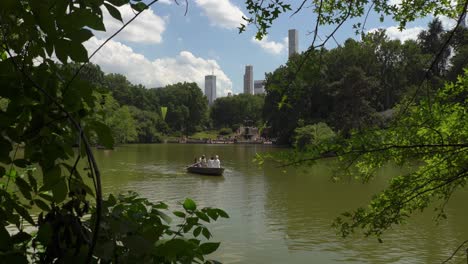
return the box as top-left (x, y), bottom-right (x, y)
top-left (94, 144), bottom-right (468, 264)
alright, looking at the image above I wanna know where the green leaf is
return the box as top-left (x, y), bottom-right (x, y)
top-left (13, 204), bottom-right (35, 226)
top-left (89, 121), bottom-right (114, 149)
top-left (68, 28), bottom-right (94, 42)
top-left (34, 199), bottom-right (50, 211)
top-left (106, 0), bottom-right (128, 7)
top-left (55, 39), bottom-right (70, 63)
top-left (15, 177), bottom-right (32, 200)
top-left (51, 177), bottom-right (68, 203)
top-left (28, 173), bottom-right (37, 193)
top-left (104, 3), bottom-right (123, 22)
top-left (0, 226), bottom-right (11, 250)
top-left (196, 211), bottom-right (210, 222)
top-left (202, 228), bottom-right (211, 239)
top-left (7, 168), bottom-right (17, 179)
top-left (183, 198), bottom-right (196, 211)
top-left (42, 166), bottom-right (61, 190)
top-left (69, 42), bottom-right (88, 62)
top-left (193, 226), bottom-right (202, 237)
top-left (131, 2), bottom-right (147, 12)
top-left (39, 192), bottom-right (54, 202)
top-left (36, 223), bottom-right (52, 245)
top-left (13, 159), bottom-right (29, 168)
top-left (173, 211), bottom-right (186, 218)
top-left (199, 242), bottom-right (220, 255)
top-left (216, 209), bottom-right (229, 218)
top-left (10, 232), bottom-right (32, 244)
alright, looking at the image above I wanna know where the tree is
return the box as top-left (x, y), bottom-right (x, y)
top-left (245, 0), bottom-right (468, 250)
top-left (210, 94), bottom-right (264, 130)
top-left (155, 82), bottom-right (208, 134)
top-left (293, 122), bottom-right (335, 150)
top-left (129, 106), bottom-right (165, 143)
top-left (0, 0), bottom-right (226, 262)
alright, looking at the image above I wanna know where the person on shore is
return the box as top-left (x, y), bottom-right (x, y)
top-left (214, 155), bottom-right (221, 168)
top-left (207, 156), bottom-right (215, 168)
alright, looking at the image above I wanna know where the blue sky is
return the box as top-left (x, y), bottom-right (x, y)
top-left (85, 0), bottom-right (458, 96)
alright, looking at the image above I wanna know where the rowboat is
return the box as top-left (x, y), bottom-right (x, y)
top-left (187, 166), bottom-right (224, 176)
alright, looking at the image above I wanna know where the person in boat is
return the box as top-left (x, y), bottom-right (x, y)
top-left (200, 155), bottom-right (207, 167)
top-left (193, 158), bottom-right (201, 167)
top-left (214, 155), bottom-right (221, 168)
top-left (207, 156), bottom-right (215, 168)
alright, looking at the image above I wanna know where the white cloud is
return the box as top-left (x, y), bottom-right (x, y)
top-left (159, 0), bottom-right (173, 4)
top-left (251, 36), bottom-right (286, 54)
top-left (85, 37), bottom-right (233, 97)
top-left (437, 15), bottom-right (457, 29)
top-left (368, 26), bottom-right (424, 42)
top-left (194, 0), bottom-right (245, 29)
top-left (96, 5), bottom-right (166, 44)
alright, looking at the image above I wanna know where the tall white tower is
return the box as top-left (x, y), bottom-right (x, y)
top-left (204, 75), bottom-right (216, 105)
top-left (243, 65), bottom-right (254, 95)
top-left (288, 29), bottom-right (298, 58)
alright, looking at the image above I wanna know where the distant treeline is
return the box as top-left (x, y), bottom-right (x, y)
top-left (63, 63), bottom-right (265, 144)
top-left (66, 18), bottom-right (467, 145)
top-left (263, 18), bottom-right (468, 144)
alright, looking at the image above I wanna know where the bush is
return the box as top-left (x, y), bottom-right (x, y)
top-left (218, 127), bottom-right (232, 135)
top-left (294, 122), bottom-right (336, 150)
top-left (91, 192), bottom-right (229, 263)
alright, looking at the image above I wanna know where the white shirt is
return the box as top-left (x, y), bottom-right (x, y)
top-left (207, 159), bottom-right (214, 168)
top-left (213, 159), bottom-right (221, 168)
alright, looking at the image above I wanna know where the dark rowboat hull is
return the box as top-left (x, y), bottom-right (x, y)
top-left (187, 166), bottom-right (224, 176)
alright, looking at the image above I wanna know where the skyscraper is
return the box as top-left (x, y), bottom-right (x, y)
top-left (254, 80), bottom-right (265, 95)
top-left (204, 75), bottom-right (216, 105)
top-left (243, 65), bottom-right (254, 94)
top-left (288, 29), bottom-right (298, 58)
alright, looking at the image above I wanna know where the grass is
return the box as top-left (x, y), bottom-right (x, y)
top-left (190, 131), bottom-right (219, 140)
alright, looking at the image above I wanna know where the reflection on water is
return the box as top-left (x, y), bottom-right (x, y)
top-left (94, 144), bottom-right (468, 264)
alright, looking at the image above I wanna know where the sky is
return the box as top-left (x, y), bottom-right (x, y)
top-left (84, 0), bottom-right (460, 97)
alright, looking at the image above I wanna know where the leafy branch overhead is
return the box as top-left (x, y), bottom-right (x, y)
top-left (0, 0), bottom-right (225, 263)
top-left (242, 0), bottom-right (465, 40)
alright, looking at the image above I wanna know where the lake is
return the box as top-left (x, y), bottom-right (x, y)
top-left (94, 144), bottom-right (468, 264)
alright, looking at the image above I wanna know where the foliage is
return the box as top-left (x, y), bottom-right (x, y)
top-left (218, 128), bottom-right (233, 136)
top-left (242, 0), bottom-right (461, 39)
top-left (210, 94), bottom-right (264, 130)
top-left (266, 70), bottom-right (468, 240)
top-left (0, 0), bottom-right (227, 262)
top-left (330, 70), bottom-right (468, 238)
top-left (155, 82), bottom-right (209, 135)
top-left (262, 22), bottom-right (462, 143)
top-left (93, 192), bottom-right (229, 263)
top-left (191, 131), bottom-right (219, 140)
top-left (294, 123), bottom-right (335, 150)
top-left (246, 0), bottom-right (468, 245)
top-left (90, 93), bottom-right (138, 144)
top-left (129, 106), bottom-right (165, 143)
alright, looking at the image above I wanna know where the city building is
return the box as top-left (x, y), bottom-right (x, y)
top-left (254, 80), bottom-right (265, 95)
top-left (288, 29), bottom-right (298, 58)
top-left (243, 65), bottom-right (254, 94)
top-left (204, 75), bottom-right (216, 105)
